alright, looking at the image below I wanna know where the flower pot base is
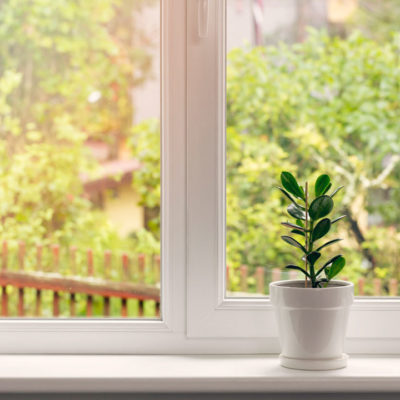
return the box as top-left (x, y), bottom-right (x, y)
top-left (279, 353), bottom-right (348, 371)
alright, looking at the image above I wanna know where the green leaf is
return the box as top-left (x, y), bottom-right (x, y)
top-left (277, 186), bottom-right (295, 202)
top-left (315, 279), bottom-right (329, 287)
top-left (315, 174), bottom-right (331, 197)
top-left (306, 251), bottom-right (321, 266)
top-left (287, 203), bottom-right (306, 220)
top-left (332, 215), bottom-right (346, 224)
top-left (322, 182), bottom-right (332, 195)
top-left (315, 254), bottom-right (343, 277)
top-left (309, 195), bottom-right (334, 220)
top-left (312, 218), bottom-right (331, 241)
top-left (291, 229), bottom-right (305, 237)
top-left (277, 187), bottom-right (306, 210)
top-left (281, 222), bottom-right (305, 231)
top-left (296, 219), bottom-right (304, 228)
top-left (325, 256), bottom-right (346, 280)
top-left (281, 235), bottom-right (307, 253)
top-left (285, 264), bottom-right (311, 279)
top-left (315, 238), bottom-right (343, 252)
top-left (330, 186), bottom-right (344, 198)
top-left (280, 171), bottom-right (305, 200)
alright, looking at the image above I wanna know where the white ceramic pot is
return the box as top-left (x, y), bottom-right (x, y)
top-left (269, 279), bottom-right (354, 371)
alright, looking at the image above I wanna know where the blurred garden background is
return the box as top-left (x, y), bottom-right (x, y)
top-left (0, 0), bottom-right (161, 317)
top-left (0, 0), bottom-right (400, 318)
top-left (226, 0), bottom-right (400, 297)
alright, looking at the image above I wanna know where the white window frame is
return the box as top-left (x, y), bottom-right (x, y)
top-left (0, 0), bottom-right (399, 355)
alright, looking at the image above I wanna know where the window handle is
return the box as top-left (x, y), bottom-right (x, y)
top-left (197, 0), bottom-right (209, 38)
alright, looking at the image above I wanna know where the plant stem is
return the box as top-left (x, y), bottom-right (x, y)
top-left (304, 182), bottom-right (308, 288)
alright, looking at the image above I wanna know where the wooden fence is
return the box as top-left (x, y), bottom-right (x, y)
top-left (1, 241), bottom-right (398, 317)
top-left (227, 265), bottom-right (399, 296)
top-left (0, 241), bottom-right (160, 318)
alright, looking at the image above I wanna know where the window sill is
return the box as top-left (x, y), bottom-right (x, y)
top-left (0, 355), bottom-right (399, 393)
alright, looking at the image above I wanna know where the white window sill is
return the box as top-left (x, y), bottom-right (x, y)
top-left (0, 355), bottom-right (399, 393)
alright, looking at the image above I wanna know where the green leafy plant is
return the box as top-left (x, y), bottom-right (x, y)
top-left (279, 171), bottom-right (346, 288)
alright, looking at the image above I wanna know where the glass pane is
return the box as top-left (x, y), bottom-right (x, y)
top-left (226, 0), bottom-right (400, 297)
top-left (0, 0), bottom-right (161, 317)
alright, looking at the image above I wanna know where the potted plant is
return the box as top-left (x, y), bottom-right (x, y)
top-left (270, 171), bottom-right (354, 370)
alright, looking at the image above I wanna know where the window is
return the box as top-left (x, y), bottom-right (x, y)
top-left (0, 0), bottom-right (161, 319)
top-left (0, 0), bottom-right (399, 354)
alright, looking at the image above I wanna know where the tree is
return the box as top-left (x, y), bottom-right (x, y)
top-left (0, 0), bottom-right (152, 152)
top-left (0, 0), bottom-right (155, 258)
top-left (350, 0), bottom-right (400, 42)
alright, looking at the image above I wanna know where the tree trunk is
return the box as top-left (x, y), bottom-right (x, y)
top-left (343, 207), bottom-right (376, 271)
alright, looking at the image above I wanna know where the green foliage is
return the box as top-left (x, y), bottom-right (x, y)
top-left (279, 172), bottom-right (346, 288)
top-left (0, 0), bottom-right (151, 149)
top-left (350, 0), bottom-right (400, 43)
top-left (0, 0), bottom-right (159, 274)
top-left (226, 30), bottom-right (400, 290)
top-left (226, 127), bottom-right (296, 271)
top-left (129, 118), bottom-right (160, 237)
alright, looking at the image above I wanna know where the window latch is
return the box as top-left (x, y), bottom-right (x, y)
top-left (197, 0), bottom-right (209, 38)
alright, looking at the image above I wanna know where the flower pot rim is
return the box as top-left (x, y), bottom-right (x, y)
top-left (270, 279), bottom-right (354, 291)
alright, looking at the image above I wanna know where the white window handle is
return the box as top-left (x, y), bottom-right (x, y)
top-left (197, 0), bottom-right (209, 38)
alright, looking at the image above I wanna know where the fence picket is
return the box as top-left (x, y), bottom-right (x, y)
top-left (86, 249), bottom-right (94, 317)
top-left (1, 241), bottom-right (7, 317)
top-left (288, 270), bottom-right (298, 281)
top-left (2, 241), bottom-right (7, 271)
top-left (18, 241), bottom-right (25, 271)
top-left (69, 246), bottom-right (77, 316)
top-left (70, 246), bottom-right (77, 275)
top-left (373, 278), bottom-right (382, 296)
top-left (389, 279), bottom-right (398, 297)
top-left (272, 268), bottom-right (281, 282)
top-left (240, 265), bottom-right (248, 292)
top-left (121, 253), bottom-right (130, 317)
top-left (122, 253), bottom-right (130, 281)
top-left (138, 254), bottom-right (145, 284)
top-left (255, 266), bottom-right (264, 294)
top-left (52, 244), bottom-right (60, 317)
top-left (358, 278), bottom-right (365, 296)
top-left (35, 245), bottom-right (42, 315)
top-left (104, 250), bottom-right (112, 316)
top-left (155, 255), bottom-right (160, 283)
top-left (18, 242), bottom-right (25, 316)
